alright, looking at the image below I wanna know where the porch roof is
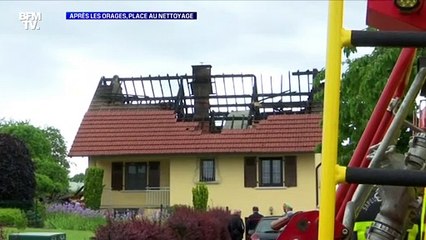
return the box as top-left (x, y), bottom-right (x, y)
top-left (69, 108), bottom-right (322, 157)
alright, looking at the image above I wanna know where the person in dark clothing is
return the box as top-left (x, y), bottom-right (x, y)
top-left (246, 206), bottom-right (264, 237)
top-left (228, 209), bottom-right (245, 240)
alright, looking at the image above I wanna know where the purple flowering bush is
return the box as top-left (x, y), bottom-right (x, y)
top-left (45, 203), bottom-right (106, 231)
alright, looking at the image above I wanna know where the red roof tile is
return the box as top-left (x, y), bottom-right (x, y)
top-left (69, 109), bottom-right (322, 157)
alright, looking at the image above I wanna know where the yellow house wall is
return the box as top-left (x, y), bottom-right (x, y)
top-left (315, 153), bottom-right (322, 205)
top-left (89, 156), bottom-right (170, 209)
top-left (170, 153), bottom-right (317, 219)
top-left (88, 152), bottom-right (317, 218)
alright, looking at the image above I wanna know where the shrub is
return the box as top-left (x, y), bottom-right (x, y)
top-left (205, 207), bottom-right (232, 240)
top-left (0, 134), bottom-right (36, 210)
top-left (95, 206), bottom-right (232, 240)
top-left (0, 208), bottom-right (27, 229)
top-left (95, 218), bottom-right (175, 240)
top-left (45, 203), bottom-right (106, 231)
top-left (0, 225), bottom-right (4, 240)
top-left (167, 206), bottom-right (202, 240)
top-left (166, 204), bottom-right (191, 216)
top-left (166, 205), bottom-right (232, 240)
top-left (192, 184), bottom-right (208, 211)
top-left (84, 168), bottom-right (104, 210)
top-left (198, 213), bottom-right (228, 240)
top-left (25, 200), bottom-right (46, 228)
top-left (35, 159), bottom-right (69, 199)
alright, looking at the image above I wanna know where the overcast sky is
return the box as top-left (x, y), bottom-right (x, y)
top-left (0, 1), bottom-right (371, 177)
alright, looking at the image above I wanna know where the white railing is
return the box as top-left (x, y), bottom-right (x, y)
top-left (146, 187), bottom-right (170, 207)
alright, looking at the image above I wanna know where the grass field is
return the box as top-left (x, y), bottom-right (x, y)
top-left (4, 227), bottom-right (94, 240)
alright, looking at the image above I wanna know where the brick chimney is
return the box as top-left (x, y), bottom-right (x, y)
top-left (191, 65), bottom-right (212, 132)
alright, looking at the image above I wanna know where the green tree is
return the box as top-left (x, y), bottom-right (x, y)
top-left (84, 167), bottom-right (104, 210)
top-left (42, 127), bottom-right (69, 169)
top-left (70, 173), bottom-right (85, 183)
top-left (0, 120), bottom-right (69, 199)
top-left (314, 46), bottom-right (425, 165)
top-left (0, 134), bottom-right (36, 210)
top-left (0, 121), bottom-right (51, 160)
top-left (35, 159), bottom-right (69, 198)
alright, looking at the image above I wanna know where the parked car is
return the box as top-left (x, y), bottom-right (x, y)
top-left (250, 216), bottom-right (282, 240)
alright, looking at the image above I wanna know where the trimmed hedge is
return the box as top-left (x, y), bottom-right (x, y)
top-left (0, 208), bottom-right (27, 229)
top-left (84, 168), bottom-right (104, 210)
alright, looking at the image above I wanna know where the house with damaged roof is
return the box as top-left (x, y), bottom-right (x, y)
top-left (68, 65), bottom-right (323, 217)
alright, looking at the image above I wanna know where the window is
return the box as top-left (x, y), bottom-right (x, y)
top-left (244, 157), bottom-right (257, 187)
top-left (260, 158), bottom-right (283, 187)
top-left (111, 161), bottom-right (160, 191)
top-left (244, 156), bottom-right (297, 188)
top-left (200, 159), bottom-right (215, 182)
top-left (284, 156), bottom-right (297, 187)
top-left (125, 162), bottom-right (147, 190)
top-left (148, 162), bottom-right (160, 188)
top-left (111, 162), bottom-right (123, 190)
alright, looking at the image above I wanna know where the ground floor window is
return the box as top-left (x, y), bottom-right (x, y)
top-left (111, 161), bottom-right (160, 191)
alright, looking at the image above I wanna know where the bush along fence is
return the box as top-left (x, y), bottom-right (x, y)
top-left (95, 205), bottom-right (232, 240)
top-left (0, 202), bottom-right (235, 240)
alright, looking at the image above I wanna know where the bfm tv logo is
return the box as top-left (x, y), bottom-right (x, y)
top-left (19, 12), bottom-right (42, 30)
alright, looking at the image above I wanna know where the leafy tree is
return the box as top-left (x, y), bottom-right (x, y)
top-left (0, 120), bottom-right (69, 199)
top-left (70, 173), bottom-right (85, 183)
top-left (0, 121), bottom-right (51, 160)
top-left (314, 46), bottom-right (426, 165)
top-left (35, 174), bottom-right (57, 197)
top-left (0, 134), bottom-right (36, 210)
top-left (35, 159), bottom-right (69, 198)
top-left (42, 127), bottom-right (69, 169)
top-left (84, 167), bottom-right (104, 210)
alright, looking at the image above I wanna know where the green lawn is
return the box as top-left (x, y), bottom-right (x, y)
top-left (4, 227), bottom-right (94, 240)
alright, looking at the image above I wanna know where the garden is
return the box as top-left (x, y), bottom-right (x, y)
top-left (0, 130), bottom-right (107, 240)
top-left (1, 202), bottom-right (233, 240)
top-left (2, 202), bottom-right (100, 239)
top-left (0, 180), bottom-right (232, 240)
top-left (0, 129), bottom-right (233, 239)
